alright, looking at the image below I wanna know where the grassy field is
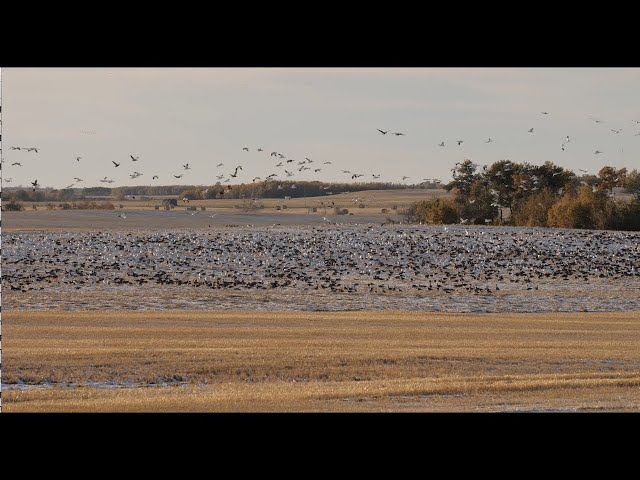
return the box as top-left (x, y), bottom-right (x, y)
top-left (4, 310), bottom-right (640, 412)
top-left (19, 188), bottom-right (451, 215)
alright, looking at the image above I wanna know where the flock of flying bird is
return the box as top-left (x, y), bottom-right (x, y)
top-left (3, 112), bottom-right (640, 195)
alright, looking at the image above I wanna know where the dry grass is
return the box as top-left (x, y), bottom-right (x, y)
top-left (19, 189), bottom-right (450, 215)
top-left (3, 310), bottom-right (640, 412)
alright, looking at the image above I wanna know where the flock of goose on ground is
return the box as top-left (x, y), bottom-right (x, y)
top-left (3, 226), bottom-right (639, 312)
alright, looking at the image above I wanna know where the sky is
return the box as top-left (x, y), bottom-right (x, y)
top-left (1, 67), bottom-right (639, 189)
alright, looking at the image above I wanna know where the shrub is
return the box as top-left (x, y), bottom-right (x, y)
top-left (3, 200), bottom-right (24, 211)
top-left (413, 198), bottom-right (459, 224)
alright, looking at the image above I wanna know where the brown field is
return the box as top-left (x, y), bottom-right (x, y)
top-left (3, 310), bottom-right (640, 412)
top-left (14, 188), bottom-right (448, 216)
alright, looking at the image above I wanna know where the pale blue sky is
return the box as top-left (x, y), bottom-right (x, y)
top-left (2, 68), bottom-right (639, 189)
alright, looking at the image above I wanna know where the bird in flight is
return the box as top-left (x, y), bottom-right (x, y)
top-left (76, 156), bottom-right (82, 162)
top-left (285, 170), bottom-right (294, 177)
top-left (341, 170), bottom-right (351, 174)
top-left (11, 162), bottom-right (22, 166)
top-left (438, 142), bottom-right (445, 147)
top-left (65, 184), bottom-right (75, 189)
top-left (112, 161), bottom-right (120, 167)
top-left (305, 157), bottom-right (313, 163)
top-left (457, 140), bottom-right (463, 145)
top-left (174, 174), bottom-right (183, 178)
top-left (130, 155), bottom-right (139, 161)
top-left (611, 129), bottom-right (622, 134)
top-left (392, 132), bottom-right (405, 136)
top-left (314, 168), bottom-right (321, 172)
top-left (271, 152), bottom-right (278, 157)
top-left (275, 162), bottom-right (283, 167)
top-left (183, 163), bottom-right (191, 170)
top-left (486, 138), bottom-right (493, 143)
top-left (402, 176), bottom-right (410, 181)
top-left (26, 147), bottom-right (39, 153)
top-left (352, 173), bottom-right (364, 179)
top-left (377, 129), bottom-right (388, 135)
top-left (257, 148), bottom-right (263, 152)
top-left (286, 159), bottom-right (294, 163)
top-left (4, 177), bottom-right (13, 182)
top-left (372, 174), bottom-right (380, 179)
top-left (242, 147), bottom-right (249, 152)
top-left (74, 177), bottom-right (83, 182)
top-left (323, 161), bottom-right (332, 164)
top-left (528, 128), bottom-right (534, 133)
top-left (252, 177), bottom-right (261, 182)
top-left (594, 150), bottom-right (603, 154)
top-left (10, 146), bottom-right (22, 150)
top-left (216, 162), bottom-right (224, 167)
top-left (579, 169), bottom-right (589, 174)
top-left (541, 111), bottom-right (549, 115)
top-left (153, 175), bottom-right (159, 179)
top-left (31, 179), bottom-right (39, 191)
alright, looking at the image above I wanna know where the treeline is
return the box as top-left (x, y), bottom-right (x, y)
top-left (2, 181), bottom-right (440, 203)
top-left (177, 181), bottom-right (438, 200)
top-left (407, 161), bottom-right (640, 231)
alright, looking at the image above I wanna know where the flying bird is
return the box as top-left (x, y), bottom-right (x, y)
top-left (152, 175), bottom-right (159, 179)
top-left (76, 157), bottom-right (82, 162)
top-left (112, 161), bottom-right (120, 167)
top-left (323, 161), bottom-right (332, 164)
top-left (402, 176), bottom-right (410, 180)
top-left (31, 180), bottom-right (39, 191)
top-left (528, 128), bottom-right (534, 133)
top-left (372, 174), bottom-right (380, 179)
top-left (541, 112), bottom-right (549, 115)
top-left (11, 162), bottom-right (22, 166)
top-left (130, 155), bottom-right (139, 161)
top-left (242, 147), bottom-right (249, 151)
top-left (594, 150), bottom-right (602, 154)
top-left (26, 147), bottom-right (39, 153)
top-left (377, 129), bottom-right (388, 135)
top-left (216, 163), bottom-right (224, 167)
top-left (10, 146), bottom-right (22, 150)
top-left (486, 138), bottom-right (493, 143)
top-left (275, 162), bottom-right (283, 167)
top-left (65, 184), bottom-right (75, 189)
top-left (392, 132), bottom-right (405, 136)
top-left (174, 174), bottom-right (183, 178)
top-left (257, 148), bottom-right (263, 152)
top-left (183, 163), bottom-right (191, 170)
top-left (611, 129), bottom-right (622, 134)
top-left (457, 140), bottom-right (463, 145)
top-left (438, 142), bottom-right (445, 147)
top-left (271, 152), bottom-right (278, 157)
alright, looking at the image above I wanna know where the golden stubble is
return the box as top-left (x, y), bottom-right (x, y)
top-left (3, 310), bottom-right (640, 412)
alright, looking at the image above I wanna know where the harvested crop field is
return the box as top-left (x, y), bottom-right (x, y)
top-left (3, 310), bottom-right (640, 412)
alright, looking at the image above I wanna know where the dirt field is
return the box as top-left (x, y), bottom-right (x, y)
top-left (4, 310), bottom-right (640, 412)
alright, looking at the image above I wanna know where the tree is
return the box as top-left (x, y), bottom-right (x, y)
top-left (445, 159), bottom-right (479, 198)
top-left (597, 166), bottom-right (627, 194)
